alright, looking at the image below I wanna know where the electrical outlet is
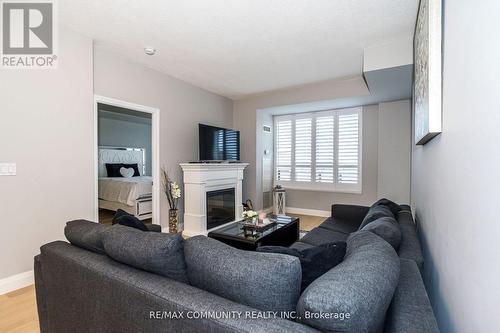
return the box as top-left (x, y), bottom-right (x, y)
top-left (0, 163), bottom-right (16, 176)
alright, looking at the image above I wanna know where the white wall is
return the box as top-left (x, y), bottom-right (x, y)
top-left (412, 1), bottom-right (500, 332)
top-left (363, 37), bottom-right (413, 72)
top-left (0, 27), bottom-right (94, 280)
top-left (0, 28), bottom-right (233, 285)
top-left (93, 47), bottom-right (233, 227)
top-left (378, 100), bottom-right (411, 203)
top-left (258, 112), bottom-right (274, 209)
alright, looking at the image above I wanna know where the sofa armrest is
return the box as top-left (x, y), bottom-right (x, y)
top-left (146, 224), bottom-right (162, 232)
top-left (384, 259), bottom-right (439, 333)
top-left (397, 211), bottom-right (424, 272)
top-left (331, 204), bottom-right (370, 224)
top-left (34, 255), bottom-right (49, 333)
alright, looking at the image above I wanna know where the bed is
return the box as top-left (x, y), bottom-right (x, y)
top-left (98, 147), bottom-right (153, 220)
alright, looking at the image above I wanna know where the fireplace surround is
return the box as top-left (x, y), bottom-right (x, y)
top-left (180, 163), bottom-right (248, 236)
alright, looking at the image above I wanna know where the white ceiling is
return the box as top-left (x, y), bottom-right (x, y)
top-left (60, 0), bottom-right (418, 99)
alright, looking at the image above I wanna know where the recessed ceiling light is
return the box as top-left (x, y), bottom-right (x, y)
top-left (144, 47), bottom-right (156, 56)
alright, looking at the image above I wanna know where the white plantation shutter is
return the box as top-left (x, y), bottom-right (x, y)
top-left (274, 108), bottom-right (362, 192)
top-left (294, 118), bottom-right (312, 182)
top-left (315, 115), bottom-right (334, 183)
top-left (338, 112), bottom-right (360, 185)
top-left (276, 119), bottom-right (292, 181)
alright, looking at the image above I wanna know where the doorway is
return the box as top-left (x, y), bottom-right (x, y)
top-left (93, 95), bottom-right (160, 227)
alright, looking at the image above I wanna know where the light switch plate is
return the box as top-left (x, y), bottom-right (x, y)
top-left (0, 163), bottom-right (16, 176)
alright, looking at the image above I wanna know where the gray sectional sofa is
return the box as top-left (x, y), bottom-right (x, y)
top-left (34, 203), bottom-right (439, 333)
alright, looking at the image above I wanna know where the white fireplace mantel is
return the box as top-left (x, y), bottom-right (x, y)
top-left (180, 163), bottom-right (248, 237)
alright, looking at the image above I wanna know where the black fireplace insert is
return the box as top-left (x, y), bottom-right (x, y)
top-left (206, 188), bottom-right (236, 230)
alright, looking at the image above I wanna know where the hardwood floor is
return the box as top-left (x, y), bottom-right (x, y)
top-left (288, 213), bottom-right (325, 231)
top-left (0, 285), bottom-right (39, 333)
top-left (99, 208), bottom-right (153, 224)
top-left (0, 214), bottom-right (323, 332)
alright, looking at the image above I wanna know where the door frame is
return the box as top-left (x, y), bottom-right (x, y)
top-left (93, 95), bottom-right (161, 226)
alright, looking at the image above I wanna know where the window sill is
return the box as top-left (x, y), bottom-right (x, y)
top-left (275, 182), bottom-right (362, 194)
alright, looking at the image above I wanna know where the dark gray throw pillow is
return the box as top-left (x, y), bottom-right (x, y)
top-left (102, 225), bottom-right (188, 283)
top-left (65, 219), bottom-right (112, 254)
top-left (257, 242), bottom-right (346, 291)
top-left (112, 209), bottom-right (149, 231)
top-left (359, 205), bottom-right (394, 230)
top-left (372, 198), bottom-right (402, 216)
top-left (361, 217), bottom-right (401, 250)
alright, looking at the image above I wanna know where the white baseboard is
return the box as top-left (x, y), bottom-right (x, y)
top-left (286, 207), bottom-right (330, 217)
top-left (0, 270), bottom-right (34, 295)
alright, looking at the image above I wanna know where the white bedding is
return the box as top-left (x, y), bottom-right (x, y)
top-left (98, 176), bottom-right (152, 206)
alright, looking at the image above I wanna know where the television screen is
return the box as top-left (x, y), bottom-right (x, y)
top-left (199, 124), bottom-right (240, 161)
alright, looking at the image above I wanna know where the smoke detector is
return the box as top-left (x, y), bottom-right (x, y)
top-left (144, 47), bottom-right (156, 56)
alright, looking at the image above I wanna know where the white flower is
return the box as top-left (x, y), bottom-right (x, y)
top-left (242, 210), bottom-right (257, 218)
top-left (172, 188), bottom-right (181, 199)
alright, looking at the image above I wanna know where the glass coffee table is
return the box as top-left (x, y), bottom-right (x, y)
top-left (207, 216), bottom-right (299, 251)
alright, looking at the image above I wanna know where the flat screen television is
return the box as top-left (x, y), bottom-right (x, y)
top-left (199, 124), bottom-right (240, 161)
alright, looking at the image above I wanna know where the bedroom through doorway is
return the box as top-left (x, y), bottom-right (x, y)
top-left (94, 96), bottom-right (160, 228)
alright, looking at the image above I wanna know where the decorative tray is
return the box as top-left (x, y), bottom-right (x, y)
top-left (241, 220), bottom-right (277, 232)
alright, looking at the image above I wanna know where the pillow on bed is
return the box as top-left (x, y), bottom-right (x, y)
top-left (112, 209), bottom-right (149, 231)
top-left (123, 163), bottom-right (141, 176)
top-left (120, 167), bottom-right (134, 178)
top-left (105, 163), bottom-right (140, 177)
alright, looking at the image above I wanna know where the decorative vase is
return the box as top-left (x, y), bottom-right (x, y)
top-left (169, 209), bottom-right (179, 233)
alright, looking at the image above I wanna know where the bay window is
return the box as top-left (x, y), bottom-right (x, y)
top-left (274, 107), bottom-right (362, 193)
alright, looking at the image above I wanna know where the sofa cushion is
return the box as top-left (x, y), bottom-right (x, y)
top-left (112, 209), bottom-right (149, 231)
top-left (399, 204), bottom-right (411, 212)
top-left (296, 231), bottom-right (400, 333)
top-left (145, 224), bottom-right (162, 232)
top-left (331, 204), bottom-right (370, 224)
top-left (289, 241), bottom-right (315, 251)
top-left (300, 227), bottom-right (349, 246)
top-left (372, 198), bottom-right (402, 216)
top-left (64, 220), bottom-right (112, 254)
top-left (319, 217), bottom-right (360, 233)
top-left (184, 236), bottom-right (301, 312)
top-left (102, 225), bottom-right (188, 283)
top-left (257, 241), bottom-right (346, 291)
top-left (361, 216), bottom-right (401, 250)
top-left (359, 205), bottom-right (394, 230)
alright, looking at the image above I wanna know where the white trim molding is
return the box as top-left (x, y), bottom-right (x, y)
top-left (0, 270), bottom-right (34, 295)
top-left (93, 95), bottom-right (161, 227)
top-left (286, 207), bottom-right (330, 217)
